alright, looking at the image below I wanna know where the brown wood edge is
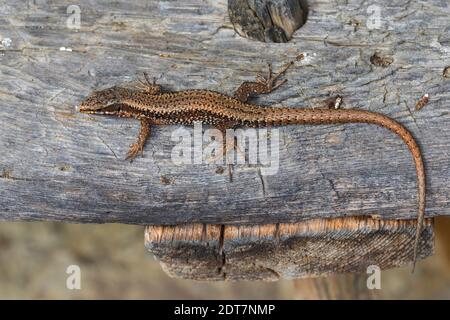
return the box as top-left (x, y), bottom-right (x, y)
top-left (145, 216), bottom-right (435, 281)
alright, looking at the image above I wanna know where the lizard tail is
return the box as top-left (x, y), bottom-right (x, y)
top-left (364, 111), bottom-right (426, 272)
top-left (363, 110), bottom-right (426, 273)
top-left (269, 108), bottom-right (426, 270)
top-left (412, 158), bottom-right (426, 273)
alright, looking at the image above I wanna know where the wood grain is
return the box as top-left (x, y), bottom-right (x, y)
top-left (0, 0), bottom-right (449, 225)
top-left (145, 217), bottom-right (434, 280)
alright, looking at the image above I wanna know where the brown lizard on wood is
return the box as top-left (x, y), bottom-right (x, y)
top-left (79, 62), bottom-right (426, 271)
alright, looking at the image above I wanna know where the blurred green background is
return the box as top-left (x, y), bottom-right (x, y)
top-left (0, 217), bottom-right (449, 299)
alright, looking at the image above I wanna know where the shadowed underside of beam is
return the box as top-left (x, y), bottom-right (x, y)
top-left (145, 217), bottom-right (434, 281)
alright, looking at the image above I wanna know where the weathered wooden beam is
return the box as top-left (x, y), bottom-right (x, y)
top-left (145, 217), bottom-right (434, 280)
top-left (0, 0), bottom-right (449, 227)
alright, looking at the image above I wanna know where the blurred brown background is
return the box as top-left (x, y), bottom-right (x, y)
top-left (0, 217), bottom-right (449, 299)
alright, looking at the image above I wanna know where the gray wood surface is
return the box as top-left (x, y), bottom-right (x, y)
top-left (145, 217), bottom-right (434, 280)
top-left (1, 0), bottom-right (449, 225)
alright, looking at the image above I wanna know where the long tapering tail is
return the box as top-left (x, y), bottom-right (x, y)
top-left (267, 108), bottom-right (426, 270)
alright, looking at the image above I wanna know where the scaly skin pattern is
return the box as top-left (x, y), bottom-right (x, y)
top-left (79, 65), bottom-right (426, 271)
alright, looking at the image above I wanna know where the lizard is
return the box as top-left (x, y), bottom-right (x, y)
top-left (78, 62), bottom-right (426, 271)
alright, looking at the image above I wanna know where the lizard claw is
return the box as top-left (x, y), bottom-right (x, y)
top-left (255, 62), bottom-right (292, 91)
top-left (125, 143), bottom-right (142, 162)
top-left (135, 73), bottom-right (161, 94)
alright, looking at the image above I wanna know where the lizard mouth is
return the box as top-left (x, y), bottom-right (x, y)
top-left (78, 108), bottom-right (96, 114)
top-left (78, 103), bottom-right (133, 115)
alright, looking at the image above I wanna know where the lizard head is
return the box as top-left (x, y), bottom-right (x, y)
top-left (78, 87), bottom-right (128, 115)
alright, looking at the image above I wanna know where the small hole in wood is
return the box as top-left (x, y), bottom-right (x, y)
top-left (228, 0), bottom-right (308, 43)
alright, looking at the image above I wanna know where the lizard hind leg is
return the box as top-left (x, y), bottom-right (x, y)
top-left (125, 119), bottom-right (152, 161)
top-left (135, 72), bottom-right (162, 94)
top-left (234, 61), bottom-right (294, 102)
top-left (211, 122), bottom-right (241, 182)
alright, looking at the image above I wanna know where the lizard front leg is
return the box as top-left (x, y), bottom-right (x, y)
top-left (234, 61), bottom-right (293, 102)
top-left (125, 119), bottom-right (152, 161)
